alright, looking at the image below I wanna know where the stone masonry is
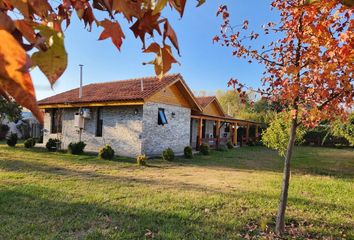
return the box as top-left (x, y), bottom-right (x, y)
top-left (142, 102), bottom-right (191, 156)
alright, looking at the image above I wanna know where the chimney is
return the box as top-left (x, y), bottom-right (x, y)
top-left (141, 78), bottom-right (144, 92)
top-left (79, 64), bottom-right (83, 98)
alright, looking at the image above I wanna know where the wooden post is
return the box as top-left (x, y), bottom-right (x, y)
top-left (230, 123), bottom-right (234, 144)
top-left (197, 118), bottom-right (203, 149)
top-left (233, 123), bottom-right (237, 145)
top-left (246, 124), bottom-right (250, 144)
top-left (216, 120), bottom-right (220, 148)
top-left (255, 124), bottom-right (259, 141)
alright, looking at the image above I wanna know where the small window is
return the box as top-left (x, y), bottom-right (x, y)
top-left (51, 109), bottom-right (62, 133)
top-left (158, 108), bottom-right (168, 125)
top-left (96, 108), bottom-right (103, 137)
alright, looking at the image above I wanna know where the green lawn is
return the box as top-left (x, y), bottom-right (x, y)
top-left (0, 143), bottom-right (353, 239)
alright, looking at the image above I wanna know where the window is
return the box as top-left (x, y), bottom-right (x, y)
top-left (158, 108), bottom-right (168, 125)
top-left (96, 108), bottom-right (103, 137)
top-left (51, 109), bottom-right (62, 133)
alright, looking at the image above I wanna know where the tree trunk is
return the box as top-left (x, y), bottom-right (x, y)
top-left (275, 117), bottom-right (298, 235)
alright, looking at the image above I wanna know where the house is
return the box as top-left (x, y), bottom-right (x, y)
top-left (38, 74), bottom-right (262, 157)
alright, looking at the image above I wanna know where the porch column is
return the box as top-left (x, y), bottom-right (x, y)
top-left (233, 123), bottom-right (238, 145)
top-left (246, 123), bottom-right (250, 144)
top-left (230, 123), bottom-right (234, 144)
top-left (216, 120), bottom-right (220, 148)
top-left (197, 117), bottom-right (203, 149)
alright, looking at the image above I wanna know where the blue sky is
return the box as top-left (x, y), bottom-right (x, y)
top-left (33, 0), bottom-right (277, 100)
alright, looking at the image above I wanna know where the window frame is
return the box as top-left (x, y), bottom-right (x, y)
top-left (51, 108), bottom-right (62, 134)
top-left (157, 108), bottom-right (168, 125)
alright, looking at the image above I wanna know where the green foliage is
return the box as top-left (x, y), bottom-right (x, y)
top-left (6, 133), bottom-right (18, 147)
top-left (199, 143), bottom-right (210, 155)
top-left (46, 138), bottom-right (61, 152)
top-left (183, 146), bottom-right (193, 159)
top-left (0, 97), bottom-right (23, 123)
top-left (331, 114), bottom-right (354, 146)
top-left (162, 148), bottom-right (175, 161)
top-left (99, 145), bottom-right (115, 160)
top-left (262, 112), bottom-right (306, 157)
top-left (226, 141), bottom-right (234, 149)
top-left (216, 90), bottom-right (277, 124)
top-left (136, 154), bottom-right (148, 166)
top-left (24, 138), bottom-right (36, 148)
top-left (0, 124), bottom-right (10, 140)
top-left (68, 141), bottom-right (86, 155)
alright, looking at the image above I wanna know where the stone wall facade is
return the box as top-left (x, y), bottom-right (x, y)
top-left (142, 102), bottom-right (191, 156)
top-left (43, 106), bottom-right (143, 157)
top-left (43, 103), bottom-right (192, 157)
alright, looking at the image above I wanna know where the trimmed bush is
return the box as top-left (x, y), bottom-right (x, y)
top-left (226, 141), bottom-right (234, 149)
top-left (68, 141), bottom-right (86, 155)
top-left (162, 148), bottom-right (175, 161)
top-left (184, 146), bottom-right (193, 159)
top-left (99, 145), bottom-right (115, 160)
top-left (136, 154), bottom-right (148, 166)
top-left (199, 143), bottom-right (209, 155)
top-left (6, 133), bottom-right (18, 147)
top-left (46, 138), bottom-right (61, 151)
top-left (217, 144), bottom-right (228, 151)
top-left (24, 138), bottom-right (36, 148)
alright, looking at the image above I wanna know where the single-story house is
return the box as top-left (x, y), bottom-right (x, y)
top-left (38, 74), bottom-right (262, 157)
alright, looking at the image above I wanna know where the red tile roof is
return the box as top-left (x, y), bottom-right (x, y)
top-left (38, 74), bottom-right (180, 105)
top-left (196, 96), bottom-right (216, 108)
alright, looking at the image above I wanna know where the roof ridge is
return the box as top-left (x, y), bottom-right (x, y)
top-left (85, 73), bottom-right (180, 86)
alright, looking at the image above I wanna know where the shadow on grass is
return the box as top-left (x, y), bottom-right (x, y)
top-left (0, 158), bottom-right (352, 214)
top-left (0, 186), bottom-right (238, 239)
top-left (0, 184), bottom-right (352, 239)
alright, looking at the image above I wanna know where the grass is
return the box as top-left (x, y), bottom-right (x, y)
top-left (0, 143), bottom-right (353, 239)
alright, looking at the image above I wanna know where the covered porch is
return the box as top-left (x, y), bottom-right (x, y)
top-left (190, 114), bottom-right (263, 149)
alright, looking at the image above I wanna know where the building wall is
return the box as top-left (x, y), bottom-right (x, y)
top-left (142, 102), bottom-right (191, 156)
top-left (43, 106), bottom-right (144, 157)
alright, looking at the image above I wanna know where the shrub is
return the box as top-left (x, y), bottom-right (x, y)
top-left (226, 141), bottom-right (234, 149)
top-left (46, 138), bottom-right (61, 152)
top-left (184, 146), bottom-right (193, 159)
top-left (68, 141), bottom-right (86, 155)
top-left (217, 144), bottom-right (228, 151)
top-left (0, 124), bottom-right (9, 140)
top-left (162, 148), bottom-right (175, 161)
top-left (24, 138), bottom-right (36, 148)
top-left (6, 133), bottom-right (18, 147)
top-left (99, 145), bottom-right (115, 160)
top-left (136, 154), bottom-right (148, 166)
top-left (199, 143), bottom-right (209, 155)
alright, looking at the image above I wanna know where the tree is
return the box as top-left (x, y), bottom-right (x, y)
top-left (215, 0), bottom-right (353, 235)
top-left (331, 113), bottom-right (354, 145)
top-left (262, 111), bottom-right (306, 156)
top-left (0, 0), bottom-right (205, 123)
top-left (0, 96), bottom-right (23, 123)
top-left (216, 90), bottom-right (276, 123)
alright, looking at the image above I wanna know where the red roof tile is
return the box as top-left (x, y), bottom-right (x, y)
top-left (38, 74), bottom-right (180, 105)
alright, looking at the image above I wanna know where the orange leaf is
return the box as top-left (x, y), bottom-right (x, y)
top-left (98, 19), bottom-right (125, 50)
top-left (143, 43), bottom-right (178, 79)
top-left (14, 19), bottom-right (36, 43)
top-left (163, 20), bottom-right (180, 55)
top-left (168, 0), bottom-right (186, 17)
top-left (0, 30), bottom-right (43, 123)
